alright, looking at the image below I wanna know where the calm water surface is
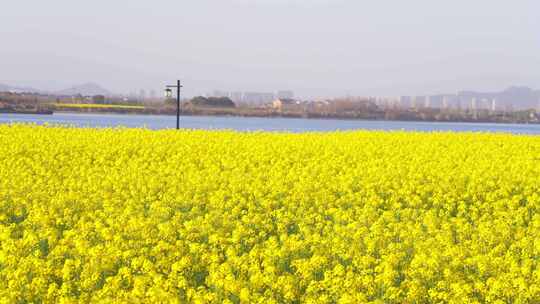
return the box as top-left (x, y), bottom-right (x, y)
top-left (2, 113), bottom-right (540, 134)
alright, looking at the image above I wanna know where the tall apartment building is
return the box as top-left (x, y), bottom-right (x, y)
top-left (491, 99), bottom-right (497, 112)
top-left (139, 89), bottom-right (146, 101)
top-left (442, 96), bottom-right (449, 109)
top-left (399, 96), bottom-right (412, 108)
top-left (470, 98), bottom-right (477, 110)
top-left (411, 96), bottom-right (417, 109)
top-left (424, 96), bottom-right (431, 108)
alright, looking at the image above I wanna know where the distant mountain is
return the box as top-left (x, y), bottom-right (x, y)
top-left (0, 82), bottom-right (113, 96)
top-left (0, 83), bottom-right (44, 94)
top-left (499, 86), bottom-right (538, 109)
top-left (56, 83), bottom-right (112, 96)
top-left (458, 86), bottom-right (540, 110)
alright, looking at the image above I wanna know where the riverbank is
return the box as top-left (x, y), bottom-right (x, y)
top-left (0, 108), bottom-right (53, 115)
top-left (3, 102), bottom-right (539, 125)
top-left (51, 106), bottom-right (540, 125)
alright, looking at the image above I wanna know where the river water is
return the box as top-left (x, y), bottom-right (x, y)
top-left (1, 112), bottom-right (540, 134)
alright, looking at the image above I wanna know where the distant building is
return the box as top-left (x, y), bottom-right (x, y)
top-left (243, 92), bottom-right (258, 104)
top-left (470, 98), bottom-right (477, 110)
top-left (411, 96), bottom-right (417, 109)
top-left (479, 98), bottom-right (490, 110)
top-left (491, 98), bottom-right (497, 112)
top-left (272, 98), bottom-right (301, 111)
top-left (424, 95), bottom-right (439, 109)
top-left (230, 92), bottom-right (243, 103)
top-left (261, 93), bottom-right (275, 103)
top-left (410, 96), bottom-right (427, 108)
top-left (139, 89), bottom-right (146, 101)
top-left (399, 96), bottom-right (411, 108)
top-left (458, 87), bottom-right (539, 111)
top-left (442, 96), bottom-right (449, 109)
top-left (277, 90), bottom-right (294, 99)
top-left (243, 92), bottom-right (274, 105)
top-left (424, 96), bottom-right (431, 108)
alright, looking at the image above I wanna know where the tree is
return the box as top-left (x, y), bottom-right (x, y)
top-left (190, 96), bottom-right (236, 108)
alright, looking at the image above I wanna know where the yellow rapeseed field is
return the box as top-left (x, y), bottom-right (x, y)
top-left (1, 124), bottom-right (540, 303)
top-left (53, 103), bottom-right (146, 110)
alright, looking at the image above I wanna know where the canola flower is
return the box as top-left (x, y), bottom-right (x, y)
top-left (1, 124), bottom-right (540, 303)
top-left (53, 103), bottom-right (146, 110)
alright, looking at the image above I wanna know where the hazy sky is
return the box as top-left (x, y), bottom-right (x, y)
top-left (1, 0), bottom-right (539, 98)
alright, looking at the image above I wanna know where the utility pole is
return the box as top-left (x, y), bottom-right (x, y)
top-left (165, 80), bottom-right (183, 130)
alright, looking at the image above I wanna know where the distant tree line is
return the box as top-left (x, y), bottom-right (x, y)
top-left (187, 96), bottom-right (236, 108)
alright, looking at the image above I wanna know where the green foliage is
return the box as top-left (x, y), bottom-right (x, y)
top-left (190, 96), bottom-right (236, 108)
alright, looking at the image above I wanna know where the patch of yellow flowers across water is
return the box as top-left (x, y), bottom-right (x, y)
top-left (1, 124), bottom-right (540, 303)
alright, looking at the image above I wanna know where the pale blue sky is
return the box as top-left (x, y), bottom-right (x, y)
top-left (1, 0), bottom-right (539, 97)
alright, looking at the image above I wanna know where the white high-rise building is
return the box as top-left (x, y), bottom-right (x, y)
top-left (442, 96), bottom-right (449, 109)
top-left (425, 96), bottom-right (431, 108)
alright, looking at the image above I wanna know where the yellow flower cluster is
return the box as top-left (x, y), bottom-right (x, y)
top-left (53, 103), bottom-right (146, 109)
top-left (1, 124), bottom-right (540, 303)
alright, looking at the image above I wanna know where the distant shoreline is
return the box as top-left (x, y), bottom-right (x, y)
top-left (0, 109), bottom-right (53, 115)
top-left (19, 110), bottom-right (540, 125)
top-left (2, 106), bottom-right (540, 125)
